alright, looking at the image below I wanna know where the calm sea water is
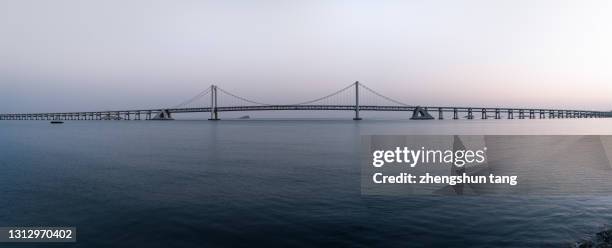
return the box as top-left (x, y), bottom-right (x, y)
top-left (2, 118), bottom-right (612, 247)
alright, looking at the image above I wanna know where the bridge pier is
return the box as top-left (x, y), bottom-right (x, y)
top-left (495, 109), bottom-right (501, 119)
top-left (519, 110), bottom-right (525, 119)
top-left (353, 81), bottom-right (362, 120)
top-left (467, 108), bottom-right (473, 119)
top-left (209, 85), bottom-right (220, 120)
top-left (453, 108), bottom-right (458, 120)
top-left (529, 110), bottom-right (535, 119)
top-left (481, 108), bottom-right (487, 119)
top-left (410, 106), bottom-right (434, 120)
top-left (508, 110), bottom-right (514, 119)
top-left (152, 109), bottom-right (174, 120)
top-left (438, 108), bottom-right (443, 120)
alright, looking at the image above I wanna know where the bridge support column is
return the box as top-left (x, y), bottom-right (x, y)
top-left (529, 110), bottom-right (535, 119)
top-left (209, 85), bottom-right (220, 120)
top-left (438, 108), bottom-right (443, 119)
top-left (353, 81), bottom-right (362, 120)
top-left (453, 108), bottom-right (458, 120)
top-left (508, 110), bottom-right (514, 119)
top-left (467, 108), bottom-right (473, 119)
top-left (495, 109), bottom-right (501, 119)
top-left (519, 110), bottom-right (525, 119)
top-left (481, 108), bottom-right (487, 119)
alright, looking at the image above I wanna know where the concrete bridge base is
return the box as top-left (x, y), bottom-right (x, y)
top-left (151, 109), bottom-right (174, 120)
top-left (410, 106), bottom-right (435, 120)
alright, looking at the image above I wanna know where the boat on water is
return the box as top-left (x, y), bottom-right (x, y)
top-left (50, 121), bottom-right (64, 124)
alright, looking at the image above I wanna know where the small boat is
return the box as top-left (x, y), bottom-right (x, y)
top-left (50, 121), bottom-right (64, 124)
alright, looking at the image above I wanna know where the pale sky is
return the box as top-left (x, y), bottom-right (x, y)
top-left (1, 0), bottom-right (612, 113)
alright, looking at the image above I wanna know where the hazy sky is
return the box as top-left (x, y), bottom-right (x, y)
top-left (1, 0), bottom-right (612, 113)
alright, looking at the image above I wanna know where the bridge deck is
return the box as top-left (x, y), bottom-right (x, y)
top-left (1, 105), bottom-right (610, 120)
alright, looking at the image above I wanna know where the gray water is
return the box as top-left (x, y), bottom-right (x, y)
top-left (2, 119), bottom-right (612, 247)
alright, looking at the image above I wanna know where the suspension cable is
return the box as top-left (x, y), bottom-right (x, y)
top-left (291, 83), bottom-right (355, 105)
top-left (359, 83), bottom-right (413, 106)
top-left (216, 87), bottom-right (273, 106)
top-left (172, 87), bottom-right (212, 108)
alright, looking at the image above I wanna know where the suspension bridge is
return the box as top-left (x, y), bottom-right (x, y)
top-left (1, 82), bottom-right (611, 121)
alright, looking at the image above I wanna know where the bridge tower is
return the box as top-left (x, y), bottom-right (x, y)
top-left (209, 85), bottom-right (220, 120)
top-left (353, 81), bottom-right (362, 120)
